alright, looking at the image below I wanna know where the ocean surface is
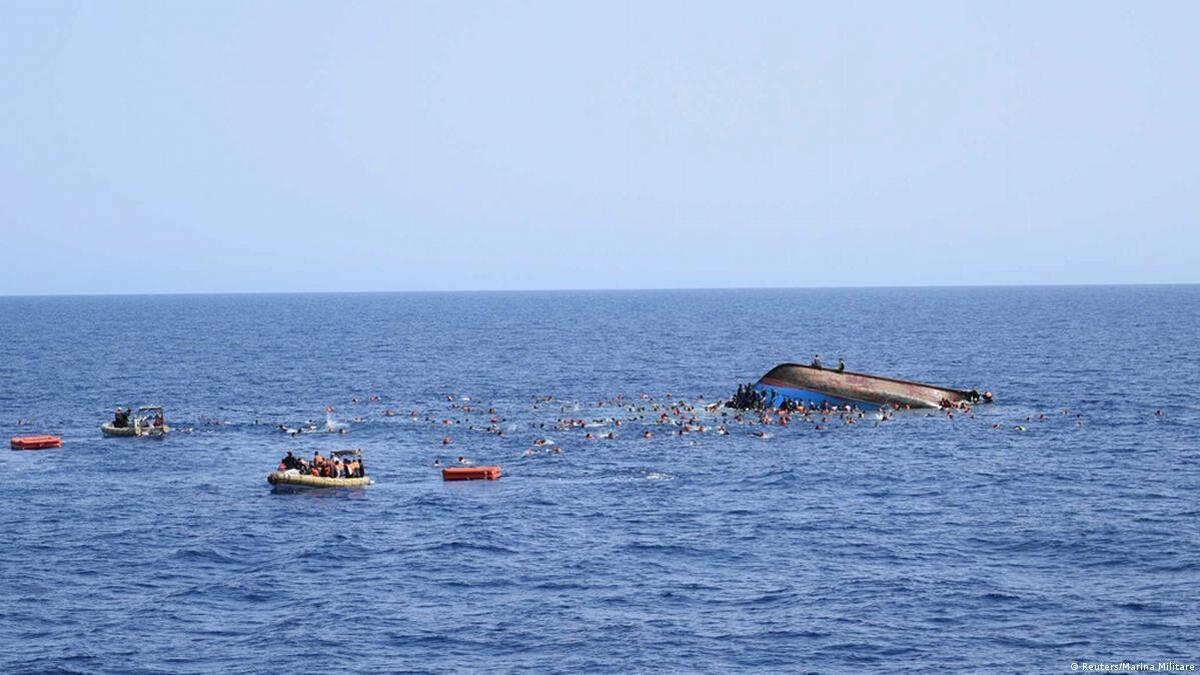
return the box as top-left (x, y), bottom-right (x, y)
top-left (1, 286), bottom-right (1197, 673)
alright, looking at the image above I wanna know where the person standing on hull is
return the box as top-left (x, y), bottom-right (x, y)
top-left (811, 355), bottom-right (822, 369)
top-left (837, 358), bottom-right (845, 373)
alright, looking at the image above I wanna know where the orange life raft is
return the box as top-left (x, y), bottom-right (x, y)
top-left (442, 465), bottom-right (502, 481)
top-left (11, 435), bottom-right (62, 450)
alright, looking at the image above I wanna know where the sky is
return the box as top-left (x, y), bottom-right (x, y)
top-left (0, 1), bottom-right (1197, 294)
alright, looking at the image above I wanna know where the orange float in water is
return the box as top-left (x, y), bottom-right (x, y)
top-left (11, 435), bottom-right (62, 450)
top-left (442, 465), bottom-right (502, 481)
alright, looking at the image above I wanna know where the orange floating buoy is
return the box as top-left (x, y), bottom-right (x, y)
top-left (442, 466), bottom-right (502, 481)
top-left (11, 435), bottom-right (62, 450)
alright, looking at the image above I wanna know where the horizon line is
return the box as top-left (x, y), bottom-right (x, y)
top-left (1, 280), bottom-right (1196, 299)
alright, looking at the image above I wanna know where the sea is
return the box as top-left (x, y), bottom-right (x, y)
top-left (0, 286), bottom-right (1196, 673)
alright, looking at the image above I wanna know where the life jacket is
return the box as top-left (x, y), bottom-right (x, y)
top-left (278, 462), bottom-right (286, 470)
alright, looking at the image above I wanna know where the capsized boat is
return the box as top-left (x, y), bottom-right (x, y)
top-left (101, 405), bottom-right (169, 437)
top-left (268, 449), bottom-right (373, 489)
top-left (755, 363), bottom-right (982, 409)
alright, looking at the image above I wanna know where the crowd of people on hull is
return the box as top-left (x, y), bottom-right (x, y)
top-left (728, 383), bottom-right (770, 410)
top-left (278, 450), bottom-right (366, 479)
top-left (727, 383), bottom-right (852, 413)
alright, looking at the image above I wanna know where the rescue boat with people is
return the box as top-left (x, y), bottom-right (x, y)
top-left (267, 449), bottom-right (373, 489)
top-left (101, 405), bottom-right (170, 437)
top-left (267, 472), bottom-right (374, 488)
top-left (755, 362), bottom-right (984, 409)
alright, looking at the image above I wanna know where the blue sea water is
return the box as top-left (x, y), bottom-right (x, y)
top-left (0, 286), bottom-right (1197, 673)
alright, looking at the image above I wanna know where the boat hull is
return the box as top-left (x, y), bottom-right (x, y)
top-left (267, 471), bottom-right (373, 489)
top-left (756, 363), bottom-right (978, 409)
top-left (754, 382), bottom-right (874, 409)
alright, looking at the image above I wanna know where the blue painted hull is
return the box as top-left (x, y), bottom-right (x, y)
top-left (754, 383), bottom-right (880, 410)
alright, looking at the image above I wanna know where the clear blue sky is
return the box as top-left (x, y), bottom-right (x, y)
top-left (1, 1), bottom-right (1196, 294)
